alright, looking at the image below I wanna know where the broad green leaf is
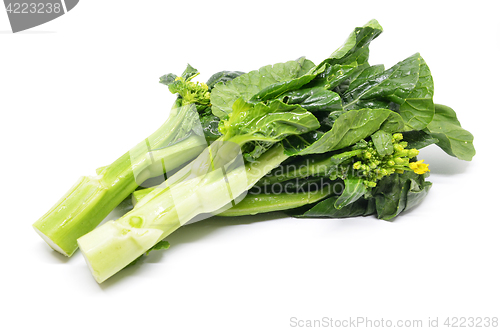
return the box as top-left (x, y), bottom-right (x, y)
top-left (372, 172), bottom-right (431, 220)
top-left (371, 130), bottom-right (393, 156)
top-left (295, 57), bottom-right (316, 76)
top-left (292, 196), bottom-right (375, 218)
top-left (307, 62), bottom-right (361, 90)
top-left (334, 177), bottom-right (367, 209)
top-left (283, 108), bottom-right (404, 156)
top-left (405, 178), bottom-right (432, 212)
top-left (321, 110), bottom-right (347, 127)
top-left (402, 129), bottom-right (438, 150)
top-left (211, 58), bottom-right (315, 119)
top-left (342, 53), bottom-right (421, 110)
top-left (399, 56), bottom-right (435, 131)
top-left (373, 174), bottom-right (409, 220)
top-left (279, 87), bottom-right (343, 112)
top-left (242, 141), bottom-right (275, 162)
top-left (311, 19), bottom-right (383, 73)
top-left (200, 114), bottom-right (222, 143)
top-left (249, 65), bottom-right (324, 103)
top-left (223, 99), bottom-right (320, 146)
top-left (427, 104), bottom-right (476, 161)
top-left (206, 71), bottom-right (245, 90)
top-left (336, 64), bottom-right (385, 95)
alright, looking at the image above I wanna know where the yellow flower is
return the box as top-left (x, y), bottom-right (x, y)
top-left (409, 159), bottom-right (430, 175)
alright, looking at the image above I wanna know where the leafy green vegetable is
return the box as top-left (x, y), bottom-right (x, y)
top-left (398, 57), bottom-right (435, 131)
top-left (427, 104), bottom-right (476, 161)
top-left (211, 58), bottom-right (315, 119)
top-left (283, 108), bottom-right (404, 155)
top-left (279, 87), bottom-right (343, 112)
top-left (248, 65), bottom-right (324, 103)
top-left (371, 130), bottom-right (394, 156)
top-left (342, 53), bottom-right (421, 110)
top-left (33, 19), bottom-right (476, 284)
top-left (306, 62), bottom-right (361, 91)
top-left (334, 64), bottom-right (385, 95)
top-left (220, 99), bottom-right (320, 146)
top-left (293, 171), bottom-right (431, 220)
top-left (372, 171), bottom-right (432, 220)
top-left (292, 196), bottom-right (375, 218)
top-left (311, 19), bottom-right (383, 72)
top-left (402, 129), bottom-right (438, 150)
top-left (159, 63), bottom-right (199, 86)
top-left (205, 70), bottom-right (245, 90)
top-left (334, 176), bottom-right (367, 209)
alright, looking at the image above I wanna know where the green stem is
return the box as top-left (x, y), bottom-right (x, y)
top-left (78, 144), bottom-right (289, 283)
top-left (217, 188), bottom-right (333, 217)
top-left (258, 154), bottom-right (333, 185)
top-left (132, 181), bottom-right (333, 217)
top-left (33, 105), bottom-right (206, 256)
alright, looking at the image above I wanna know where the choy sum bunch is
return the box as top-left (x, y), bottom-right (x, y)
top-left (33, 19), bottom-right (475, 283)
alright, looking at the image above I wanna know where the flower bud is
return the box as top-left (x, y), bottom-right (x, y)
top-left (393, 133), bottom-right (403, 141)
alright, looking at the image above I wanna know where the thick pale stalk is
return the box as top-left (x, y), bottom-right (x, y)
top-left (33, 105), bottom-right (206, 256)
top-left (78, 145), bottom-right (288, 283)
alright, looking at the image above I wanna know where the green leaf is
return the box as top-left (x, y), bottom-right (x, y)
top-left (334, 177), bottom-right (367, 209)
top-left (146, 240), bottom-right (170, 256)
top-left (342, 53), bottom-right (421, 110)
top-left (159, 73), bottom-right (177, 86)
top-left (200, 114), bottom-right (222, 143)
top-left (283, 108), bottom-right (404, 156)
top-left (249, 66), bottom-right (324, 103)
top-left (292, 196), bottom-right (375, 218)
top-left (257, 154), bottom-right (337, 185)
top-left (399, 56), bottom-right (435, 131)
top-left (371, 130), bottom-right (393, 156)
top-left (159, 64), bottom-right (199, 86)
top-left (206, 71), bottom-right (245, 90)
top-left (211, 59), bottom-right (315, 119)
top-left (402, 129), bottom-right (438, 150)
top-left (311, 19), bottom-right (383, 73)
top-left (307, 62), bottom-right (361, 90)
top-left (223, 99), bottom-right (321, 146)
top-left (180, 64), bottom-right (199, 81)
top-left (336, 64), bottom-right (385, 95)
top-left (279, 87), bottom-right (343, 112)
top-left (405, 178), bottom-right (432, 212)
top-left (426, 104), bottom-right (476, 161)
top-left (372, 172), bottom-right (431, 220)
top-left (296, 57), bottom-right (316, 76)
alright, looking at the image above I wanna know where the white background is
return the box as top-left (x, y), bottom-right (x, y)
top-left (1, 1), bottom-right (499, 330)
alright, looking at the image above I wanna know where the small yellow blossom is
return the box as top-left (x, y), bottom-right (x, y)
top-left (409, 159), bottom-right (430, 175)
